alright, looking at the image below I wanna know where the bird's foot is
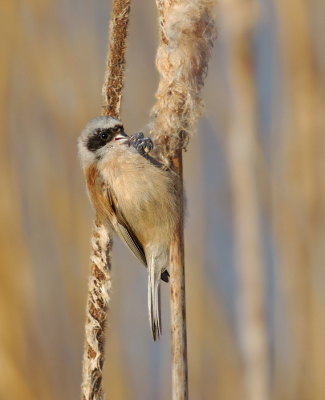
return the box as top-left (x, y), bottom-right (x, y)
top-left (130, 132), bottom-right (167, 170)
top-left (130, 132), bottom-right (153, 155)
top-left (161, 270), bottom-right (170, 283)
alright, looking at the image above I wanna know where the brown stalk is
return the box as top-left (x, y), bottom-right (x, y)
top-left (219, 0), bottom-right (270, 399)
top-left (170, 150), bottom-right (188, 400)
top-left (102, 0), bottom-right (131, 119)
top-left (152, 1), bottom-right (216, 399)
top-left (81, 1), bottom-right (130, 399)
top-left (272, 0), bottom-right (324, 399)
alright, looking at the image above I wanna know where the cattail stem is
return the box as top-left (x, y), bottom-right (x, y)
top-left (102, 0), bottom-right (131, 118)
top-left (81, 0), bottom-right (130, 399)
top-left (170, 150), bottom-right (188, 400)
top-left (219, 0), bottom-right (270, 398)
top-left (152, 1), bottom-right (216, 399)
top-left (81, 220), bottom-right (112, 400)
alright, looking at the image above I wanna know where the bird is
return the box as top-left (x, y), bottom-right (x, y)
top-left (78, 116), bottom-right (181, 340)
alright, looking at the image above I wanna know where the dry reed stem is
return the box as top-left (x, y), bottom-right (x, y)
top-left (219, 0), bottom-right (270, 399)
top-left (81, 1), bottom-right (130, 399)
top-left (82, 220), bottom-right (112, 400)
top-left (272, 0), bottom-right (325, 399)
top-left (152, 1), bottom-right (216, 399)
top-left (102, 0), bottom-right (131, 118)
top-left (169, 150), bottom-right (188, 400)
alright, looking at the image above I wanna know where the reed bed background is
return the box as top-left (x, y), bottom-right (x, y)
top-left (1, 0), bottom-right (325, 399)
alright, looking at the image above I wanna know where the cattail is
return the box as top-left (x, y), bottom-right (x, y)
top-left (81, 220), bottom-right (112, 400)
top-left (151, 1), bottom-right (216, 399)
top-left (81, 1), bottom-right (130, 399)
top-left (272, 0), bottom-right (324, 398)
top-left (152, 0), bottom-right (216, 164)
top-left (219, 0), bottom-right (270, 399)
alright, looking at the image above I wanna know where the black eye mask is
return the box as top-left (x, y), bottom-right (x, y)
top-left (86, 129), bottom-right (115, 152)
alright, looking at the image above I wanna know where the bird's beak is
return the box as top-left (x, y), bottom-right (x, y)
top-left (114, 131), bottom-right (130, 145)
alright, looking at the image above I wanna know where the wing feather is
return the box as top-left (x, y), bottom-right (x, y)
top-left (107, 188), bottom-right (147, 267)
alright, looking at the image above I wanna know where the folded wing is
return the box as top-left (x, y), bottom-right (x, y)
top-left (107, 187), bottom-right (147, 266)
top-left (106, 187), bottom-right (170, 283)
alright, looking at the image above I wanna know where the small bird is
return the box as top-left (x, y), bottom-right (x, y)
top-left (78, 116), bottom-right (181, 340)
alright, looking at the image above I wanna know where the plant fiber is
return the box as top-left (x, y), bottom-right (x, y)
top-left (152, 0), bottom-right (216, 162)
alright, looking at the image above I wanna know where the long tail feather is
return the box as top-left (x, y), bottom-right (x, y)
top-left (148, 258), bottom-right (162, 341)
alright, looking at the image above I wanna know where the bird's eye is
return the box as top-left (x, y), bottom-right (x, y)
top-left (101, 132), bottom-right (108, 140)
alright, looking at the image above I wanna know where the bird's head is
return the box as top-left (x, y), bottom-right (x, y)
top-left (78, 116), bottom-right (129, 167)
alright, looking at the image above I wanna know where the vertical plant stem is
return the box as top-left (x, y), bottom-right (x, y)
top-left (81, 1), bottom-right (130, 399)
top-left (152, 1), bottom-right (215, 399)
top-left (170, 150), bottom-right (188, 400)
top-left (82, 221), bottom-right (112, 400)
top-left (220, 1), bottom-right (269, 399)
top-left (272, 1), bottom-right (323, 399)
top-left (102, 0), bottom-right (131, 118)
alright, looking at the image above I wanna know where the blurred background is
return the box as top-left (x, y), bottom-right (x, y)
top-left (1, 0), bottom-right (325, 399)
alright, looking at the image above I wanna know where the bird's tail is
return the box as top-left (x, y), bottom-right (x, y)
top-left (147, 249), bottom-right (168, 341)
top-left (148, 266), bottom-right (161, 341)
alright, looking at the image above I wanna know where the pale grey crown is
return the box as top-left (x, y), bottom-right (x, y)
top-left (78, 116), bottom-right (125, 166)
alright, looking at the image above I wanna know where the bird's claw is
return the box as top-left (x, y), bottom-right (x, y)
top-left (130, 132), bottom-right (153, 155)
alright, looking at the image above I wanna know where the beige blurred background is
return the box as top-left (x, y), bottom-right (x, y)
top-left (1, 0), bottom-right (325, 399)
